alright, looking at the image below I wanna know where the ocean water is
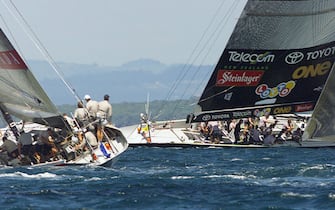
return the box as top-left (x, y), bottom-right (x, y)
top-left (1, 147), bottom-right (335, 210)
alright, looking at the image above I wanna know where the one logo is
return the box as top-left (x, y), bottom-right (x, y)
top-left (292, 61), bottom-right (332, 79)
top-left (273, 106), bottom-right (292, 114)
top-left (202, 115), bottom-right (211, 121)
top-left (285, 52), bottom-right (304, 65)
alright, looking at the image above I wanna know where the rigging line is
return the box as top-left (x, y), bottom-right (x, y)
top-left (5, 0), bottom-right (82, 104)
top-left (0, 13), bottom-right (38, 111)
top-left (153, 1), bottom-right (229, 119)
top-left (1, 2), bottom-right (65, 127)
top-left (163, 0), bottom-right (227, 102)
top-left (153, 1), bottom-right (234, 120)
top-left (169, 0), bottom-right (242, 115)
top-left (1, 4), bottom-right (55, 125)
top-left (179, 0), bottom-right (241, 103)
top-left (196, 0), bottom-right (247, 93)
top-left (198, 86), bottom-right (235, 105)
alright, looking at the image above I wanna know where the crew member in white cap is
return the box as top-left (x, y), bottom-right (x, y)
top-left (84, 94), bottom-right (99, 119)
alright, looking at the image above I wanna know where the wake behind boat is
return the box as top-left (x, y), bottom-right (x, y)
top-left (123, 0), bottom-right (335, 148)
top-left (0, 22), bottom-right (128, 166)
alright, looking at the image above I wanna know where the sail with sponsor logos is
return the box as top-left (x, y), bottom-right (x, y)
top-left (191, 0), bottom-right (335, 123)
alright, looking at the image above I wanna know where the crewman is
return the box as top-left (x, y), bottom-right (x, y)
top-left (84, 94), bottom-right (99, 119)
top-left (97, 94), bottom-right (112, 123)
top-left (96, 94), bottom-right (112, 141)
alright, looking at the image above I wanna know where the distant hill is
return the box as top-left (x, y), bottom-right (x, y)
top-left (58, 97), bottom-right (199, 127)
top-left (0, 59), bottom-right (212, 128)
top-left (28, 59), bottom-right (213, 105)
top-left (0, 98), bottom-right (198, 128)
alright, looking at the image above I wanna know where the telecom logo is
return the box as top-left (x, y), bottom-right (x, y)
top-left (228, 51), bottom-right (275, 64)
top-left (285, 52), bottom-right (304, 65)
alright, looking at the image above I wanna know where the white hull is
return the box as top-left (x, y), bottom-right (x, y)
top-left (0, 124), bottom-right (128, 167)
top-left (121, 124), bottom-right (210, 146)
top-left (121, 121), bottom-right (335, 148)
top-left (62, 125), bottom-right (128, 167)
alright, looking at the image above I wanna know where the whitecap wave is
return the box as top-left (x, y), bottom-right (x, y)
top-left (202, 174), bottom-right (225, 179)
top-left (223, 174), bottom-right (247, 180)
top-left (0, 171), bottom-right (58, 179)
top-left (171, 176), bottom-right (194, 179)
top-left (231, 158), bottom-right (242, 162)
top-left (281, 192), bottom-right (316, 198)
top-left (85, 177), bottom-right (103, 181)
top-left (300, 165), bottom-right (324, 173)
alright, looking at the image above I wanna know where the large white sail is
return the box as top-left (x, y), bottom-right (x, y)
top-left (303, 64), bottom-right (335, 140)
top-left (0, 28), bottom-right (62, 126)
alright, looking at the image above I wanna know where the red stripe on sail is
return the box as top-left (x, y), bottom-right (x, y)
top-left (0, 50), bottom-right (28, 70)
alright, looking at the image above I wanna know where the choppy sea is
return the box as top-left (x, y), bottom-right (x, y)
top-left (0, 147), bottom-right (335, 210)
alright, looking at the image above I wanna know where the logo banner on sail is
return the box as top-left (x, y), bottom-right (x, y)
top-left (191, 102), bottom-right (315, 122)
top-left (198, 41), bottom-right (335, 113)
top-left (216, 70), bottom-right (264, 86)
top-left (0, 50), bottom-right (28, 70)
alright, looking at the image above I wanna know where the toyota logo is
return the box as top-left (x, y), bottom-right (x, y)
top-left (285, 52), bottom-right (304, 65)
top-left (202, 114), bottom-right (211, 121)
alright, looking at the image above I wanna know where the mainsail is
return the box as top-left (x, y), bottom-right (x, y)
top-left (0, 28), bottom-right (65, 128)
top-left (192, 0), bottom-right (335, 122)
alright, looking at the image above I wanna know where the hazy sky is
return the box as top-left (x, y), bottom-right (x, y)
top-left (0, 0), bottom-right (246, 67)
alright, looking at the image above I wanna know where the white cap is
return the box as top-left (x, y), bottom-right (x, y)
top-left (84, 94), bottom-right (91, 100)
